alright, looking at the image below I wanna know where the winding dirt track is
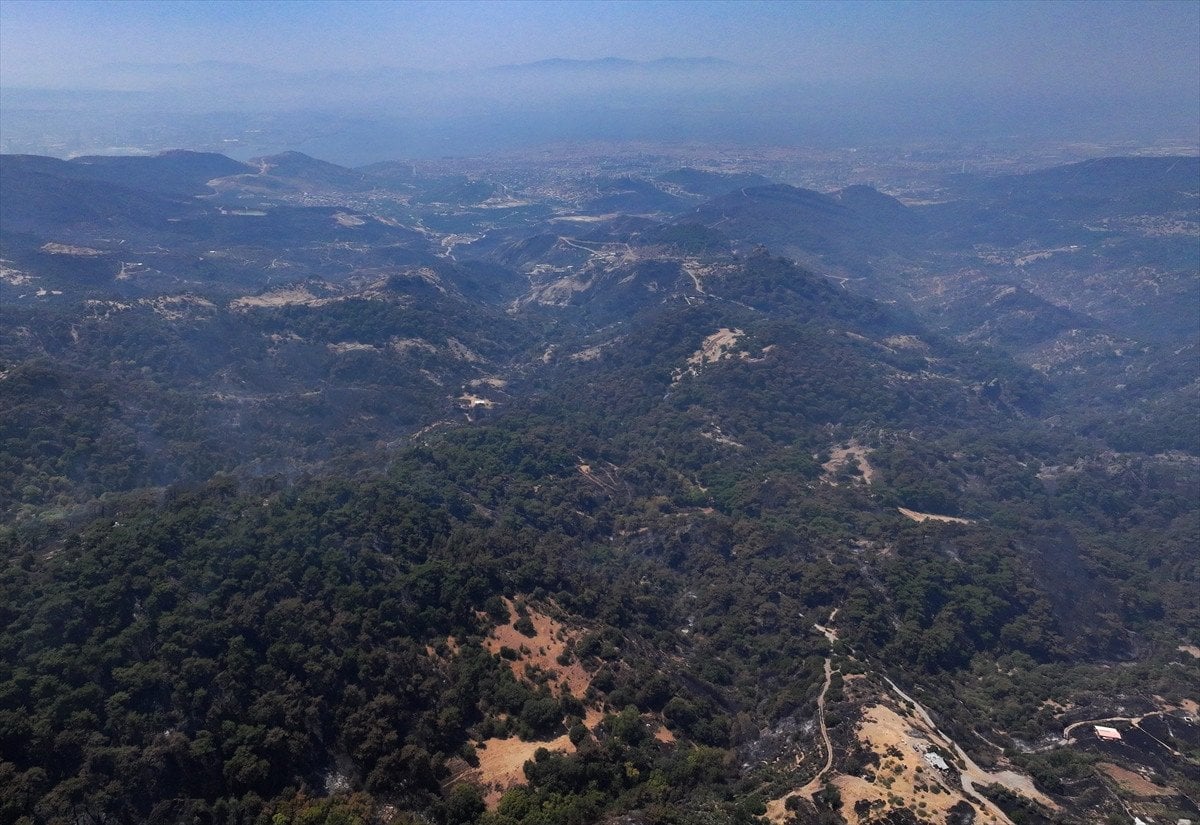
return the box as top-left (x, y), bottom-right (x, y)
top-left (766, 657), bottom-right (834, 821)
top-left (797, 658), bottom-right (835, 797)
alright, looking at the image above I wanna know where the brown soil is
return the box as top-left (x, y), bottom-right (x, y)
top-left (469, 601), bottom-right (605, 807)
top-left (688, 327), bottom-right (744, 367)
top-left (770, 674), bottom-right (1057, 825)
top-left (569, 344), bottom-right (607, 361)
top-left (390, 337), bottom-right (438, 354)
top-left (1097, 762), bottom-right (1177, 797)
top-left (470, 732), bottom-right (576, 807)
top-left (482, 597), bottom-right (592, 699)
top-left (652, 724), bottom-right (676, 744)
top-left (701, 426), bottom-right (745, 449)
top-left (882, 334), bottom-right (930, 352)
top-left (840, 704), bottom-right (1005, 825)
top-left (672, 327), bottom-right (743, 383)
top-left (446, 338), bottom-right (483, 362)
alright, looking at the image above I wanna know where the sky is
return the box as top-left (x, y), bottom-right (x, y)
top-left (2, 0), bottom-right (1197, 95)
top-left (1, 0), bottom-right (1197, 160)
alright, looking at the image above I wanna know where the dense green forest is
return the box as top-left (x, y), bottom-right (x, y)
top-left (4, 307), bottom-right (1196, 822)
top-left (2, 150), bottom-right (1197, 824)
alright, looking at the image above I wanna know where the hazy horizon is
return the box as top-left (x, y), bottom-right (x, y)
top-left (1, 0), bottom-right (1198, 162)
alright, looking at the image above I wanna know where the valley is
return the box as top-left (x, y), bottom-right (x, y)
top-left (0, 144), bottom-right (1197, 825)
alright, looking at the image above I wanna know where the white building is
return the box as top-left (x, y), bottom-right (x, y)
top-left (923, 752), bottom-right (950, 771)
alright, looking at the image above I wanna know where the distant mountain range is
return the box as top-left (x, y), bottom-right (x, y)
top-left (494, 56), bottom-right (741, 72)
top-left (5, 51), bottom-right (1195, 162)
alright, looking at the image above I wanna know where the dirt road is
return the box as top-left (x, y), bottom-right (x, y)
top-left (885, 677), bottom-right (1058, 820)
top-left (766, 657), bottom-right (834, 822)
top-left (797, 658), bottom-right (835, 797)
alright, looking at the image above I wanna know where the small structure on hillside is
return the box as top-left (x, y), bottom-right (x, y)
top-left (1094, 725), bottom-right (1122, 741)
top-left (923, 752), bottom-right (950, 772)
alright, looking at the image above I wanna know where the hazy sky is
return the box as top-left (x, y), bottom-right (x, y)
top-left (2, 0), bottom-right (1197, 160)
top-left (2, 0), bottom-right (1197, 96)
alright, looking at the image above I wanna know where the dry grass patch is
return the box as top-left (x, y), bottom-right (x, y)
top-left (483, 597), bottom-right (592, 699)
top-left (470, 732), bottom-right (577, 807)
top-left (832, 704), bottom-right (1001, 825)
top-left (652, 723), bottom-right (676, 744)
top-left (1097, 762), bottom-right (1177, 798)
top-left (822, 441), bottom-right (877, 485)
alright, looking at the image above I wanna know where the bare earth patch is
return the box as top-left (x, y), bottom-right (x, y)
top-left (482, 597), bottom-right (592, 699)
top-left (550, 213), bottom-right (620, 223)
top-left (822, 441), bottom-right (877, 485)
top-left (1177, 644), bottom-right (1200, 659)
top-left (458, 394), bottom-right (496, 409)
top-left (390, 337), bottom-right (438, 354)
top-left (41, 242), bottom-right (104, 256)
top-left (463, 599), bottom-right (605, 806)
top-left (701, 426), bottom-right (745, 449)
top-left (446, 338), bottom-right (484, 363)
top-left (830, 704), bottom-right (1000, 825)
top-left (144, 295), bottom-right (216, 320)
top-left (569, 344), bottom-right (606, 361)
top-left (327, 342), bottom-right (378, 354)
top-left (673, 329), bottom-right (776, 383)
top-left (882, 334), bottom-right (930, 352)
top-left (769, 677), bottom-right (1057, 825)
top-left (231, 287), bottom-right (330, 309)
top-left (470, 733), bottom-right (577, 807)
top-left (0, 261), bottom-right (33, 285)
top-left (653, 724), bottom-right (676, 744)
top-left (1097, 762), bottom-right (1177, 798)
top-left (688, 327), bottom-right (744, 369)
top-left (898, 507), bottom-right (974, 524)
top-left (469, 377), bottom-right (508, 389)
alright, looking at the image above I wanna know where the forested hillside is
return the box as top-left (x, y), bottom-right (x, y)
top-left (1, 149), bottom-right (1197, 825)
